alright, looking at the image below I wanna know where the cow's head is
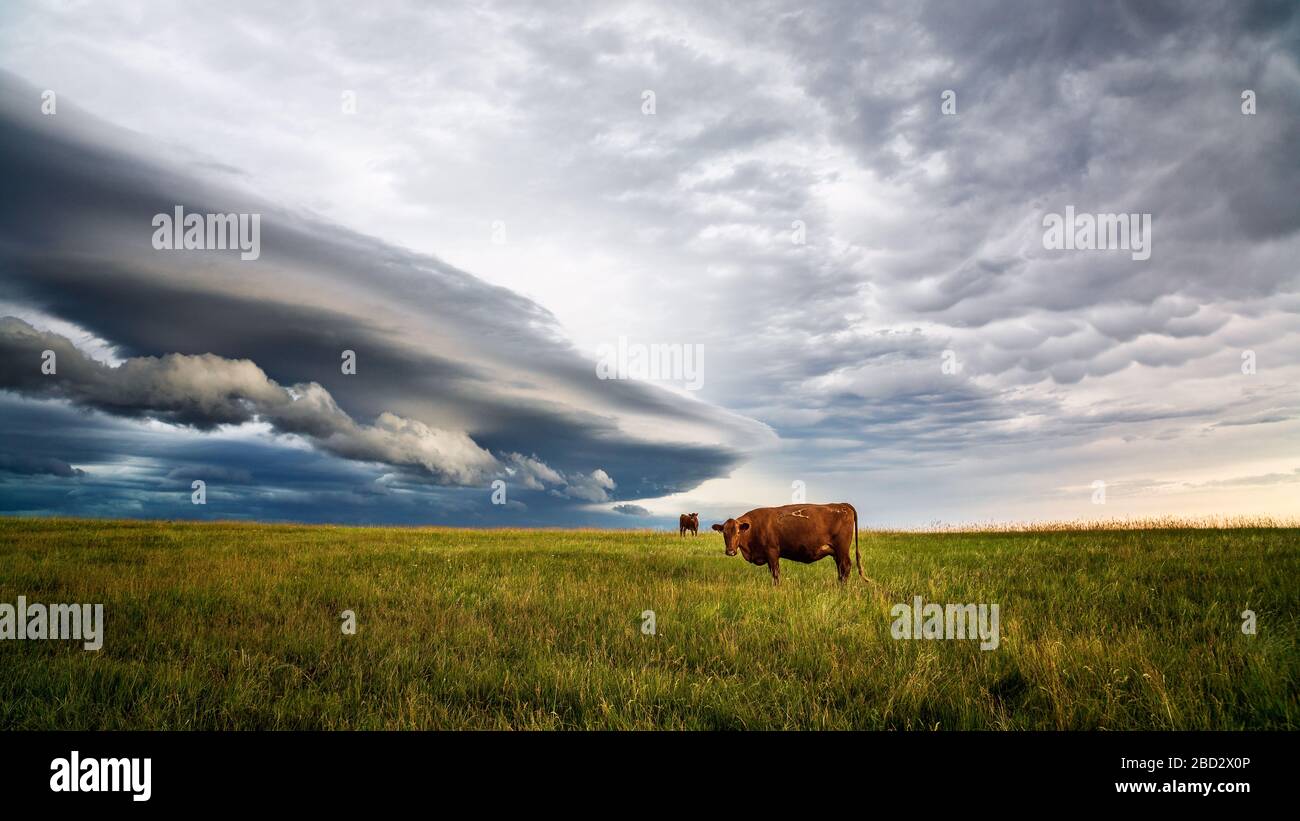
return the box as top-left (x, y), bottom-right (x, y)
top-left (711, 518), bottom-right (751, 557)
top-left (688, 513), bottom-right (699, 523)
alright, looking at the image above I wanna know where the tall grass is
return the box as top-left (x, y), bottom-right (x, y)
top-left (0, 517), bottom-right (1295, 729)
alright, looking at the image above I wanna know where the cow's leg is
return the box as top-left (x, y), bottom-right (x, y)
top-left (768, 556), bottom-right (781, 586)
top-left (835, 547), bottom-right (851, 584)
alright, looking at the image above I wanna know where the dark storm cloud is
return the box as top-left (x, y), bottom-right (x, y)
top-left (0, 70), bottom-right (759, 520)
top-left (0, 88), bottom-right (778, 486)
top-left (0, 396), bottom-right (686, 526)
top-left (0, 315), bottom-right (506, 484)
top-left (0, 453), bottom-right (84, 477)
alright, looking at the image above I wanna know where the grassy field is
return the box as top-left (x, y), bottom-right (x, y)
top-left (0, 517), bottom-right (1295, 730)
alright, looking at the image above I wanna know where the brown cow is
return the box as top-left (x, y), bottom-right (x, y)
top-left (711, 503), bottom-right (863, 586)
top-left (679, 513), bottom-right (699, 537)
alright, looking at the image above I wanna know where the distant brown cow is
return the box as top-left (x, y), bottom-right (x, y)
top-left (711, 503), bottom-right (863, 586)
top-left (679, 513), bottom-right (699, 537)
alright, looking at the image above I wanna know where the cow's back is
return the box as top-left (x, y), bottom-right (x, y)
top-left (745, 503), bottom-right (855, 548)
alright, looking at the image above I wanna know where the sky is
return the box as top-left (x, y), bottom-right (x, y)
top-left (0, 0), bottom-right (1297, 528)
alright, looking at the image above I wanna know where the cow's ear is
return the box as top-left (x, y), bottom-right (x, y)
top-left (711, 523), bottom-right (724, 532)
top-left (738, 521), bottom-right (750, 532)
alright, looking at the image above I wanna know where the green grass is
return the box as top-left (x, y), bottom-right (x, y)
top-left (0, 517), bottom-right (1295, 729)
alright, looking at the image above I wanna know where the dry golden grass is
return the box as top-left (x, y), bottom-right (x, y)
top-left (885, 515), bottom-right (1300, 533)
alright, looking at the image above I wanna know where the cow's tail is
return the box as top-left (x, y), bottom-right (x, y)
top-left (852, 503), bottom-right (875, 585)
